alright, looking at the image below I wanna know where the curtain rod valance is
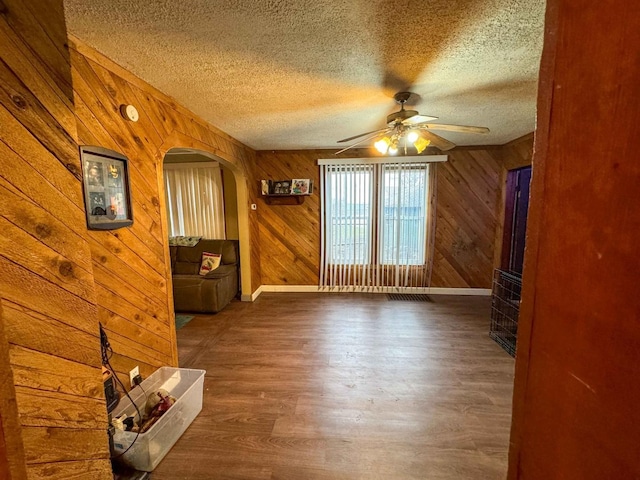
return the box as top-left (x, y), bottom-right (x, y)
top-left (317, 155), bottom-right (447, 166)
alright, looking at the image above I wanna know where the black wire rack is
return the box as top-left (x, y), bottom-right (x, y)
top-left (489, 269), bottom-right (522, 357)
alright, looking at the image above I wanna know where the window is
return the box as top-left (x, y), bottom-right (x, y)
top-left (164, 162), bottom-right (226, 239)
top-left (379, 163), bottom-right (429, 265)
top-left (319, 156), bottom-right (443, 288)
top-left (324, 164), bottom-right (373, 264)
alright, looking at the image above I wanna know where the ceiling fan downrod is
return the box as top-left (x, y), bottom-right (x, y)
top-left (387, 92), bottom-right (419, 125)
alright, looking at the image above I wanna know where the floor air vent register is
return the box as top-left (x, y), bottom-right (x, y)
top-left (387, 294), bottom-right (432, 302)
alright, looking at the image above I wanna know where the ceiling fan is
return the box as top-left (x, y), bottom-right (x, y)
top-left (336, 92), bottom-right (490, 155)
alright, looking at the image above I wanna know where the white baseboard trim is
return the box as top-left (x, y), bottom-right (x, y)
top-left (247, 285), bottom-right (491, 300)
top-left (241, 285), bottom-right (264, 302)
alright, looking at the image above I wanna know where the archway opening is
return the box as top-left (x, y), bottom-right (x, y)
top-left (161, 147), bottom-right (252, 316)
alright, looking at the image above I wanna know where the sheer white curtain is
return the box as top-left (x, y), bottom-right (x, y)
top-left (164, 162), bottom-right (226, 239)
top-left (319, 156), bottom-right (442, 289)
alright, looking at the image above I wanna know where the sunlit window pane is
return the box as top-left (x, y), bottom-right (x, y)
top-left (323, 162), bottom-right (428, 266)
top-left (379, 164), bottom-right (428, 265)
top-left (326, 166), bottom-right (373, 264)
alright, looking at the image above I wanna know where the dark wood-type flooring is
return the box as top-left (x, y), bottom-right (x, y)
top-left (152, 293), bottom-right (514, 479)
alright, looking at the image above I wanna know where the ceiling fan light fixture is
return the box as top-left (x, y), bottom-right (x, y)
top-left (374, 137), bottom-right (391, 154)
top-left (406, 130), bottom-right (420, 143)
top-left (414, 136), bottom-right (431, 154)
top-left (336, 91), bottom-right (488, 156)
top-left (388, 138), bottom-right (399, 155)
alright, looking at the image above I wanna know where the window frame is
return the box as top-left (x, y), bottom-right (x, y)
top-left (377, 162), bottom-right (430, 266)
top-left (319, 156), bottom-right (446, 267)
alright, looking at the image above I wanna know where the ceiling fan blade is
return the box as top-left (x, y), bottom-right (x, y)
top-left (419, 130), bottom-right (457, 151)
top-left (335, 130), bottom-right (391, 155)
top-left (401, 114), bottom-right (439, 125)
top-left (337, 128), bottom-right (390, 144)
top-left (421, 123), bottom-right (490, 134)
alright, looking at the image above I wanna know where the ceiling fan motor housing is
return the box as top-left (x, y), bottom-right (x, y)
top-left (387, 109), bottom-right (418, 125)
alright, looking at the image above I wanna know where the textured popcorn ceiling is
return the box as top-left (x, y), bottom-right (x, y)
top-left (64, 0), bottom-right (545, 150)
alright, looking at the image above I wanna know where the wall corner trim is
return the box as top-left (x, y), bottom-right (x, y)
top-left (243, 285), bottom-right (264, 302)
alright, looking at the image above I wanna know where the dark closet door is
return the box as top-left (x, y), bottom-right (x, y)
top-left (501, 166), bottom-right (532, 274)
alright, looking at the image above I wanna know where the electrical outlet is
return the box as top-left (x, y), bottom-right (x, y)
top-left (129, 366), bottom-right (139, 387)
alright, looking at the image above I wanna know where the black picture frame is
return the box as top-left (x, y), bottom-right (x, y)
top-left (80, 146), bottom-right (134, 230)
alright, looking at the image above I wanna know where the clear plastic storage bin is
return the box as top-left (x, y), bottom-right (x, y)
top-left (112, 367), bottom-right (206, 471)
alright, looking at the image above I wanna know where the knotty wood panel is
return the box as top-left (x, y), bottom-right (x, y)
top-left (431, 147), bottom-right (503, 288)
top-left (0, 301), bottom-right (27, 480)
top-left (25, 460), bottom-right (113, 480)
top-left (255, 148), bottom-right (503, 288)
top-left (21, 427), bottom-right (109, 464)
top-left (254, 149), bottom-right (371, 285)
top-left (509, 1), bottom-right (640, 478)
top-left (0, 1), bottom-right (257, 477)
top-left (0, 1), bottom-right (109, 476)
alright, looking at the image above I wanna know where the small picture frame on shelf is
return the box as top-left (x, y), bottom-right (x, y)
top-left (80, 145), bottom-right (134, 230)
top-left (272, 180), bottom-right (292, 195)
top-left (291, 179), bottom-right (311, 195)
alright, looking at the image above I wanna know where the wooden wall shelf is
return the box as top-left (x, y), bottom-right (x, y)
top-left (260, 178), bottom-right (313, 205)
top-left (263, 194), bottom-right (308, 205)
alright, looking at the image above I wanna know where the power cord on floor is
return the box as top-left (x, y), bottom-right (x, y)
top-left (133, 375), bottom-right (146, 397)
top-left (100, 323), bottom-right (144, 460)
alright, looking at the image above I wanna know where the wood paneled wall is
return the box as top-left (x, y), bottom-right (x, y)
top-left (255, 147), bottom-right (509, 288)
top-left (0, 0), bottom-right (109, 477)
top-left (430, 147), bottom-right (503, 287)
top-left (0, 1), bottom-right (256, 477)
top-left (509, 0), bottom-right (640, 477)
top-left (502, 133), bottom-right (534, 171)
top-left (0, 415), bottom-right (10, 480)
top-left (71, 28), bottom-right (257, 369)
top-left (0, 300), bottom-right (27, 480)
top-left (0, 2), bottom-right (534, 477)
top-left (254, 150), bottom-right (323, 285)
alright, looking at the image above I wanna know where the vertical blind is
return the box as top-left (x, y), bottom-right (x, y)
top-left (164, 162), bottom-right (226, 239)
top-left (319, 157), bottom-right (440, 289)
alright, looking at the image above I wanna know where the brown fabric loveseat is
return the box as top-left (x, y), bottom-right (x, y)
top-left (169, 239), bottom-right (240, 313)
